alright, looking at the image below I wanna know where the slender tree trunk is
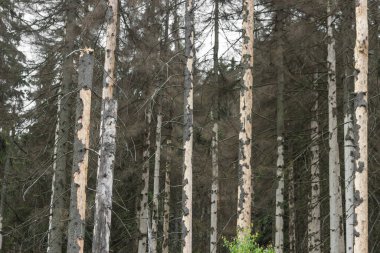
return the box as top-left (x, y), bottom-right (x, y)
top-left (67, 49), bottom-right (94, 253)
top-left (342, 3), bottom-right (355, 252)
top-left (162, 110), bottom-right (173, 253)
top-left (151, 101), bottom-right (162, 253)
top-left (288, 161), bottom-right (296, 253)
top-left (91, 0), bottom-right (119, 251)
top-left (47, 1), bottom-right (76, 252)
top-left (210, 0), bottom-right (219, 251)
top-left (274, 8), bottom-right (285, 253)
top-left (327, 1), bottom-right (344, 251)
top-left (182, 0), bottom-right (194, 250)
top-left (138, 105), bottom-right (152, 253)
top-left (236, 0), bottom-right (254, 238)
top-left (308, 74), bottom-right (321, 253)
top-left (353, 0), bottom-right (368, 251)
top-left (0, 154), bottom-right (10, 251)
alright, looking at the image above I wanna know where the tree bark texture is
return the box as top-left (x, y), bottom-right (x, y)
top-left (288, 161), bottom-right (296, 253)
top-left (342, 3), bottom-right (355, 252)
top-left (236, 0), bottom-right (254, 238)
top-left (162, 110), bottom-right (173, 253)
top-left (91, 1), bottom-right (119, 252)
top-left (353, 0), bottom-right (368, 251)
top-left (0, 154), bottom-right (10, 251)
top-left (67, 49), bottom-right (94, 253)
top-left (308, 76), bottom-right (321, 253)
top-left (138, 105), bottom-right (152, 253)
top-left (151, 104), bottom-right (162, 253)
top-left (210, 0), bottom-right (219, 251)
top-left (182, 0), bottom-right (194, 251)
top-left (274, 8), bottom-right (285, 253)
top-left (47, 1), bottom-right (76, 251)
top-left (327, 1), bottom-right (344, 251)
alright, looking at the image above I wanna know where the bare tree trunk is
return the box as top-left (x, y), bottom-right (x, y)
top-left (138, 105), bottom-right (152, 253)
top-left (353, 0), bottom-right (368, 251)
top-left (67, 49), bottom-right (94, 253)
top-left (91, 0), bottom-right (119, 251)
top-left (342, 3), bottom-right (355, 252)
top-left (210, 0), bottom-right (219, 251)
top-left (308, 74), bottom-right (321, 253)
top-left (274, 8), bottom-right (285, 253)
top-left (236, 0), bottom-right (254, 238)
top-left (0, 154), bottom-right (10, 251)
top-left (162, 110), bottom-right (173, 253)
top-left (182, 0), bottom-right (194, 250)
top-left (47, 1), bottom-right (76, 252)
top-left (151, 101), bottom-right (162, 253)
top-left (327, 1), bottom-right (344, 251)
top-left (288, 161), bottom-right (296, 253)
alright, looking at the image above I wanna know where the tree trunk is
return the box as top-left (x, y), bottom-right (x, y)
top-left (91, 0), bottom-right (119, 251)
top-left (138, 105), bottom-right (152, 253)
top-left (327, 0), bottom-right (344, 251)
top-left (47, 1), bottom-right (76, 252)
top-left (67, 49), bottom-right (94, 253)
top-left (182, 0), bottom-right (194, 250)
top-left (342, 3), bottom-right (355, 252)
top-left (274, 8), bottom-right (285, 253)
top-left (288, 161), bottom-right (296, 253)
top-left (236, 0), bottom-right (254, 238)
top-left (162, 109), bottom-right (173, 253)
top-left (308, 74), bottom-right (321, 253)
top-left (210, 0), bottom-right (219, 251)
top-left (151, 101), bottom-right (162, 253)
top-left (353, 0), bottom-right (368, 251)
top-left (0, 154), bottom-right (10, 251)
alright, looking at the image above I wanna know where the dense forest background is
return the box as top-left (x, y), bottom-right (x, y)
top-left (0, 0), bottom-right (379, 252)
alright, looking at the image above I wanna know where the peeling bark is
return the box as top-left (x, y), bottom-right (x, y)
top-left (308, 75), bottom-right (321, 253)
top-left (353, 0), bottom-right (368, 251)
top-left (47, 1), bottom-right (76, 252)
top-left (327, 1), bottom-right (345, 251)
top-left (91, 0), bottom-right (119, 252)
top-left (67, 49), bottom-right (94, 253)
top-left (236, 0), bottom-right (254, 238)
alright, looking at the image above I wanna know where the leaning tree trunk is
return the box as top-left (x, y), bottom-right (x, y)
top-left (182, 0), bottom-right (194, 251)
top-left (162, 108), bottom-right (173, 253)
top-left (47, 1), bottom-right (76, 252)
top-left (151, 100), bottom-right (162, 253)
top-left (274, 8), bottom-right (285, 253)
top-left (288, 161), bottom-right (296, 253)
top-left (0, 154), bottom-right (10, 251)
top-left (308, 74), bottom-right (321, 253)
top-left (91, 0), bottom-right (119, 252)
top-left (236, 0), bottom-right (254, 238)
top-left (342, 3), bottom-right (355, 252)
top-left (138, 104), bottom-right (152, 253)
top-left (327, 1), bottom-right (344, 251)
top-left (353, 0), bottom-right (368, 252)
top-left (67, 49), bottom-right (94, 253)
top-left (210, 0), bottom-right (219, 251)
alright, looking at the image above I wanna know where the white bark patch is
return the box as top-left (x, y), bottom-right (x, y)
top-left (236, 0), bottom-right (254, 238)
top-left (353, 1), bottom-right (368, 252)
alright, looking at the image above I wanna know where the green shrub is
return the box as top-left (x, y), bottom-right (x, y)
top-left (223, 231), bottom-right (274, 253)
